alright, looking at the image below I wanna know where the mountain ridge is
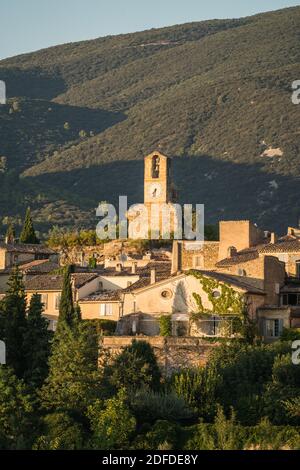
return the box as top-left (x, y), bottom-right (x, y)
top-left (0, 6), bottom-right (299, 235)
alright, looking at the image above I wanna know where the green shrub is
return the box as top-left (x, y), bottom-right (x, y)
top-left (132, 420), bottom-right (178, 450)
top-left (130, 388), bottom-right (194, 425)
top-left (87, 389), bottom-right (136, 450)
top-left (103, 340), bottom-right (161, 393)
top-left (91, 319), bottom-right (116, 336)
top-left (159, 315), bottom-right (172, 337)
top-left (281, 328), bottom-right (300, 342)
top-left (184, 407), bottom-right (245, 450)
top-left (33, 412), bottom-right (85, 450)
top-left (172, 367), bottom-right (219, 420)
top-left (88, 257), bottom-right (97, 269)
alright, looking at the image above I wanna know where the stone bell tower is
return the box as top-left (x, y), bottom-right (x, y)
top-left (144, 151), bottom-right (175, 207)
top-left (143, 151), bottom-right (178, 238)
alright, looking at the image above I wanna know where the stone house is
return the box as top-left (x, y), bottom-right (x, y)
top-left (0, 242), bottom-right (59, 297)
top-left (0, 242), bottom-right (58, 270)
top-left (25, 273), bottom-right (100, 330)
top-left (118, 268), bottom-right (265, 337)
top-left (169, 220), bottom-right (297, 341)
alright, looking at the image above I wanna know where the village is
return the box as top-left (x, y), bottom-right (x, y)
top-left (1, 151), bottom-right (300, 352)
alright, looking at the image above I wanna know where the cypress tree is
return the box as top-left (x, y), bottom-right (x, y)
top-left (19, 207), bottom-right (39, 244)
top-left (0, 267), bottom-right (27, 377)
top-left (58, 265), bottom-right (77, 330)
top-left (5, 222), bottom-right (15, 244)
top-left (74, 303), bottom-right (82, 323)
top-left (23, 294), bottom-right (51, 388)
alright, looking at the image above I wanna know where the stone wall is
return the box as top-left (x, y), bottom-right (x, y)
top-left (181, 241), bottom-right (219, 270)
top-left (218, 220), bottom-right (265, 261)
top-left (101, 336), bottom-right (219, 375)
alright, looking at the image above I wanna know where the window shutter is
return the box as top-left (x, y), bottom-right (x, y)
top-left (100, 304), bottom-right (106, 316)
top-left (278, 319), bottom-right (284, 336)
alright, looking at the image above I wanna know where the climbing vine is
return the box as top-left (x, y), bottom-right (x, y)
top-left (188, 270), bottom-right (245, 317)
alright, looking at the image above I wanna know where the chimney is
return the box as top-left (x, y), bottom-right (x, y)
top-left (150, 268), bottom-right (156, 285)
top-left (131, 262), bottom-right (137, 274)
top-left (227, 246), bottom-right (237, 258)
top-left (116, 263), bottom-right (123, 272)
top-left (288, 227), bottom-right (295, 236)
top-left (270, 232), bottom-right (277, 244)
top-left (171, 240), bottom-right (181, 275)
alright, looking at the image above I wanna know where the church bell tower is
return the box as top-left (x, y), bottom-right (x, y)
top-left (143, 151), bottom-right (177, 238)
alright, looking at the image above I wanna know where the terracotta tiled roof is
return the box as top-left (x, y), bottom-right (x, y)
top-left (0, 242), bottom-right (56, 255)
top-left (96, 267), bottom-right (143, 277)
top-left (216, 248), bottom-right (259, 267)
top-left (80, 290), bottom-right (122, 302)
top-left (193, 270), bottom-right (265, 295)
top-left (19, 260), bottom-right (59, 274)
top-left (123, 262), bottom-right (172, 292)
top-left (25, 274), bottom-right (63, 291)
top-left (25, 273), bottom-right (98, 291)
top-left (258, 239), bottom-right (300, 253)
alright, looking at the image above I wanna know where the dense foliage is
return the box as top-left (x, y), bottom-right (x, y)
top-left (0, 261), bottom-right (300, 449)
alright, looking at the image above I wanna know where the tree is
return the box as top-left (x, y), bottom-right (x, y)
top-left (74, 303), bottom-right (82, 323)
top-left (88, 257), bottom-right (97, 269)
top-left (33, 412), bottom-right (85, 450)
top-left (159, 315), bottom-right (172, 337)
top-left (57, 265), bottom-right (78, 330)
top-left (23, 294), bottom-right (51, 388)
top-left (87, 389), bottom-right (136, 450)
top-left (103, 340), bottom-right (161, 394)
top-left (5, 222), bottom-right (15, 243)
top-left (130, 388), bottom-right (193, 425)
top-left (185, 406), bottom-right (244, 450)
top-left (0, 267), bottom-right (27, 377)
top-left (0, 366), bottom-right (34, 449)
top-left (19, 207), bottom-right (39, 244)
top-left (40, 322), bottom-right (101, 414)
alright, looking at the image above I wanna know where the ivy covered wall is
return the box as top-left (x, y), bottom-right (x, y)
top-left (188, 270), bottom-right (245, 317)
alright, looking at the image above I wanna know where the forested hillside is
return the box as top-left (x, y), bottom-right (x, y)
top-left (0, 7), bottom-right (299, 235)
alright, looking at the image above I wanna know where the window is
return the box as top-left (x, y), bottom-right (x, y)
top-left (161, 289), bottom-right (173, 300)
top-left (238, 268), bottom-right (246, 277)
top-left (281, 293), bottom-right (300, 306)
top-left (194, 255), bottom-right (204, 268)
top-left (54, 293), bottom-right (61, 311)
top-left (100, 303), bottom-right (113, 316)
top-left (152, 155), bottom-right (160, 179)
top-left (41, 293), bottom-right (48, 310)
top-left (212, 290), bottom-right (221, 298)
top-left (296, 261), bottom-right (300, 279)
top-left (265, 319), bottom-right (283, 338)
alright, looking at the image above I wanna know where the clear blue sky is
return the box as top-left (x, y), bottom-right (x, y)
top-left (1, 0), bottom-right (299, 59)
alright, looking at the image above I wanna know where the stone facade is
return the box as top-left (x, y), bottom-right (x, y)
top-left (218, 220), bottom-right (266, 261)
top-left (181, 241), bottom-right (219, 271)
top-left (101, 336), bottom-right (219, 375)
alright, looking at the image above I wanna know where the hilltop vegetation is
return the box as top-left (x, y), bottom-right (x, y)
top-left (0, 7), bottom-right (300, 236)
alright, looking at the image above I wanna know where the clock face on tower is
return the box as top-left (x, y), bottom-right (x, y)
top-left (148, 182), bottom-right (162, 199)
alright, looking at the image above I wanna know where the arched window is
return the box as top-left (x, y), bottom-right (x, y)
top-left (152, 155), bottom-right (160, 178)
